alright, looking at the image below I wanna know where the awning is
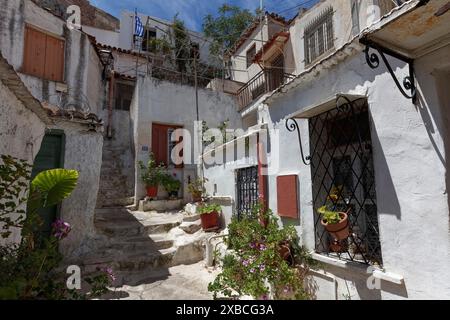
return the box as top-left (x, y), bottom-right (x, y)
top-left (253, 31), bottom-right (290, 64)
top-left (361, 0), bottom-right (450, 59)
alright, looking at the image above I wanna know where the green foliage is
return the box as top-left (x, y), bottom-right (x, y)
top-left (161, 173), bottom-right (181, 195)
top-left (198, 203), bottom-right (221, 215)
top-left (317, 206), bottom-right (342, 224)
top-left (317, 185), bottom-right (346, 225)
top-left (187, 177), bottom-right (207, 197)
top-left (172, 14), bottom-right (191, 73)
top-left (208, 206), bottom-right (319, 300)
top-left (138, 153), bottom-right (166, 187)
top-left (144, 37), bottom-right (172, 55)
top-left (0, 155), bottom-right (31, 239)
top-left (203, 4), bottom-right (257, 56)
top-left (31, 169), bottom-right (78, 208)
top-left (0, 155), bottom-right (112, 300)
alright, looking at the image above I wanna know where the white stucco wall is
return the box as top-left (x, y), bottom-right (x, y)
top-left (119, 11), bottom-right (213, 66)
top-left (130, 76), bottom-right (243, 204)
top-left (50, 120), bottom-right (103, 260)
top-left (82, 25), bottom-right (120, 47)
top-left (0, 80), bottom-right (47, 245)
top-left (263, 44), bottom-right (449, 299)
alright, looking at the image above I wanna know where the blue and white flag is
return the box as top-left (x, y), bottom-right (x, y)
top-left (134, 15), bottom-right (144, 37)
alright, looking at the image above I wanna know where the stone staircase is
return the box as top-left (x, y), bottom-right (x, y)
top-left (97, 142), bottom-right (135, 208)
top-left (81, 206), bottom-right (206, 286)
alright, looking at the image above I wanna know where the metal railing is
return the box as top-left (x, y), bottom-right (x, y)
top-left (236, 69), bottom-right (295, 110)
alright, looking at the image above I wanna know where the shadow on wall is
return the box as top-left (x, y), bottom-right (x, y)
top-left (430, 70), bottom-right (450, 228)
top-left (370, 115), bottom-right (401, 220)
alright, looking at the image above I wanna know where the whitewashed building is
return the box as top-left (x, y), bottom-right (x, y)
top-left (0, 0), bottom-right (105, 259)
top-left (204, 0), bottom-right (450, 299)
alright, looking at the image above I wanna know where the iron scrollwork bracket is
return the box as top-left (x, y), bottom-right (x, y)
top-left (285, 118), bottom-right (311, 166)
top-left (362, 39), bottom-right (417, 103)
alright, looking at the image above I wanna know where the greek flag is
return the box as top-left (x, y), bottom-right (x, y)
top-left (134, 15), bottom-right (144, 37)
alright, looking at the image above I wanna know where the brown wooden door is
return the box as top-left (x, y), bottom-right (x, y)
top-left (152, 123), bottom-right (183, 167)
top-left (152, 124), bottom-right (169, 166)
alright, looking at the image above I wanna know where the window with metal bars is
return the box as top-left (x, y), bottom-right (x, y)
top-left (236, 166), bottom-right (259, 220)
top-left (304, 7), bottom-right (334, 66)
top-left (308, 98), bottom-right (383, 266)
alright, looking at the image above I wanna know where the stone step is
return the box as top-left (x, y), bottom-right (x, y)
top-left (95, 218), bottom-right (182, 237)
top-left (97, 197), bottom-right (135, 208)
top-left (98, 234), bottom-right (174, 252)
top-left (81, 247), bottom-right (178, 273)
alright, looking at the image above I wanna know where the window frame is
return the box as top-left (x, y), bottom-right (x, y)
top-left (246, 44), bottom-right (257, 69)
top-left (304, 7), bottom-right (334, 66)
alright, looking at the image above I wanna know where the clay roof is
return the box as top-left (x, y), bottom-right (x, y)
top-left (42, 102), bottom-right (103, 126)
top-left (226, 12), bottom-right (289, 58)
top-left (253, 31), bottom-right (290, 63)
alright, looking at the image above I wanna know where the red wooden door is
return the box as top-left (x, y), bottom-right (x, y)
top-left (152, 124), bottom-right (169, 166)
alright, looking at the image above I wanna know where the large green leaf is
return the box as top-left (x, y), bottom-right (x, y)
top-left (31, 169), bottom-right (79, 208)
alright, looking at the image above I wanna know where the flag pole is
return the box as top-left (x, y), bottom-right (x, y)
top-left (135, 8), bottom-right (141, 79)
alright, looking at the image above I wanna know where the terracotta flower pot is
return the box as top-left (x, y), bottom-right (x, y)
top-left (146, 185), bottom-right (158, 198)
top-left (200, 211), bottom-right (219, 231)
top-left (329, 240), bottom-right (347, 253)
top-left (192, 192), bottom-right (202, 203)
top-left (321, 212), bottom-right (349, 240)
top-left (278, 242), bottom-right (294, 266)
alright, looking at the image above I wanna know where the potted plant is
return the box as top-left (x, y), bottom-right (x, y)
top-left (317, 207), bottom-right (350, 242)
top-left (198, 202), bottom-right (221, 231)
top-left (139, 153), bottom-right (165, 199)
top-left (162, 173), bottom-right (181, 199)
top-left (187, 178), bottom-right (206, 202)
top-left (317, 185), bottom-right (350, 241)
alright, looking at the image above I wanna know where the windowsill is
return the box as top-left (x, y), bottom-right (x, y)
top-left (305, 47), bottom-right (336, 68)
top-left (311, 253), bottom-right (404, 285)
top-left (19, 71), bottom-right (65, 86)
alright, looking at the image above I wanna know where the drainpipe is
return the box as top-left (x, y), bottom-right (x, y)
top-left (107, 71), bottom-right (115, 139)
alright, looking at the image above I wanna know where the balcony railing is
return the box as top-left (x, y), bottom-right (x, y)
top-left (236, 69), bottom-right (295, 110)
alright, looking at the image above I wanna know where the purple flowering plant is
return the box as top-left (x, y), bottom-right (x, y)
top-left (208, 203), bottom-right (319, 300)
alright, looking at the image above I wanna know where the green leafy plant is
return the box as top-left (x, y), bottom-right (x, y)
top-left (208, 205), bottom-right (319, 300)
top-left (198, 203), bottom-right (221, 215)
top-left (0, 155), bottom-right (113, 300)
top-left (187, 177), bottom-right (207, 198)
top-left (161, 173), bottom-right (181, 196)
top-left (317, 185), bottom-right (346, 225)
top-left (138, 153), bottom-right (166, 187)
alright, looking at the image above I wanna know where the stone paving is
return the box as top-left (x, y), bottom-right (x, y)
top-left (104, 262), bottom-right (220, 300)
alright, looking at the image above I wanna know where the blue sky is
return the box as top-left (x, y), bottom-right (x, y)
top-left (90, 0), bottom-right (319, 32)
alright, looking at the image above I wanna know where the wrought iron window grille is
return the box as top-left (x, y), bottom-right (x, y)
top-left (360, 38), bottom-right (416, 103)
top-left (235, 166), bottom-right (259, 220)
top-left (309, 98), bottom-right (382, 266)
top-left (304, 7), bottom-right (334, 65)
top-left (286, 97), bottom-right (383, 266)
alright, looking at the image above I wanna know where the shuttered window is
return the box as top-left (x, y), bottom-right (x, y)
top-left (23, 26), bottom-right (65, 82)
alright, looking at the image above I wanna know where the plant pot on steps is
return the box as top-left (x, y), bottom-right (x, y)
top-left (146, 185), bottom-right (158, 198)
top-left (191, 192), bottom-right (202, 203)
top-left (321, 212), bottom-right (349, 241)
top-left (200, 211), bottom-right (219, 231)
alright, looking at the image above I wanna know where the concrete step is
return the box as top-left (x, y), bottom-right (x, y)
top-left (98, 234), bottom-right (174, 252)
